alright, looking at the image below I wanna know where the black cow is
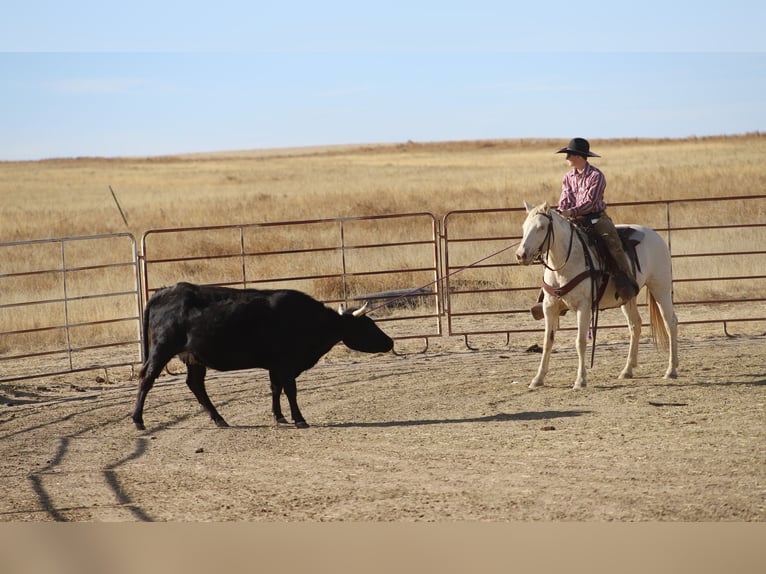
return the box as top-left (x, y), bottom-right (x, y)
top-left (131, 282), bottom-right (393, 430)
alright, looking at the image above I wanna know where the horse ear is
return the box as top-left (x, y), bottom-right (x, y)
top-left (542, 201), bottom-right (550, 211)
top-left (524, 201), bottom-right (534, 213)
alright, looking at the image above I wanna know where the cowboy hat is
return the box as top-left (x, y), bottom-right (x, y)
top-left (555, 137), bottom-right (600, 158)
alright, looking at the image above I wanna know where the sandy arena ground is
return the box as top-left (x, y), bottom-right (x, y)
top-left (1, 328), bottom-right (764, 522)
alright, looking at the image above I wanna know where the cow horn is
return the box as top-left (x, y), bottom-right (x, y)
top-left (338, 304), bottom-right (346, 315)
top-left (351, 302), bottom-right (369, 317)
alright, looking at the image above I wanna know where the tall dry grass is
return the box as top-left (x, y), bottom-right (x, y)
top-left (3, 134), bottom-right (764, 243)
top-left (1, 134), bottom-right (765, 360)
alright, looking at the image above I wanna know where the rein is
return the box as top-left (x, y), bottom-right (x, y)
top-left (535, 212), bottom-right (576, 272)
top-left (537, 210), bottom-right (608, 367)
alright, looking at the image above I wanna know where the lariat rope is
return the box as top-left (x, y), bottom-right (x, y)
top-left (366, 239), bottom-right (521, 314)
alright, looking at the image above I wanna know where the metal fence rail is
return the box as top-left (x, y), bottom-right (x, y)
top-left (2, 195), bottom-right (764, 383)
top-left (141, 213), bottom-right (443, 348)
top-left (442, 194), bottom-right (766, 345)
top-left (0, 233), bottom-right (143, 383)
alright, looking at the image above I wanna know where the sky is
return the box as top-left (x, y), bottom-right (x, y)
top-left (1, 1), bottom-right (764, 161)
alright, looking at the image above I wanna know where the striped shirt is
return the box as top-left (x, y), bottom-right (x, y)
top-left (557, 163), bottom-right (607, 217)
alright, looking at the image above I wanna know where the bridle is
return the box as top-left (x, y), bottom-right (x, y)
top-left (532, 211), bottom-right (576, 272)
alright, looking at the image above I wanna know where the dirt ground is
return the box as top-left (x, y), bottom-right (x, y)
top-left (1, 328), bottom-right (764, 522)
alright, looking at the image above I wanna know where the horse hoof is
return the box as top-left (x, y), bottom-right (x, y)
top-left (528, 381), bottom-right (544, 390)
top-left (664, 371), bottom-right (678, 380)
top-left (572, 382), bottom-right (587, 389)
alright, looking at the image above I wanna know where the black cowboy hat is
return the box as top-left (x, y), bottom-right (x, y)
top-left (555, 137), bottom-right (600, 158)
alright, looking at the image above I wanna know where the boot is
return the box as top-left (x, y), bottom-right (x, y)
top-left (592, 214), bottom-right (639, 301)
top-left (530, 289), bottom-right (568, 320)
top-left (614, 272), bottom-right (640, 301)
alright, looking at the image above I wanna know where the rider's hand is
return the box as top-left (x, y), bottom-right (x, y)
top-left (559, 209), bottom-right (574, 219)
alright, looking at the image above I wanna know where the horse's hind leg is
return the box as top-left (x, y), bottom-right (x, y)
top-left (653, 290), bottom-right (679, 379)
top-left (619, 298), bottom-right (642, 379)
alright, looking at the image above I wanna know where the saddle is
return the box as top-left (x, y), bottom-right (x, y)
top-left (617, 227), bottom-right (644, 273)
top-left (575, 223), bottom-right (644, 276)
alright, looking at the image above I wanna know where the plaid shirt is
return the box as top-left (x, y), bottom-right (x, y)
top-left (557, 163), bottom-right (607, 217)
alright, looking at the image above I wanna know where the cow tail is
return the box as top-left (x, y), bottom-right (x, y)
top-left (139, 295), bottom-right (153, 378)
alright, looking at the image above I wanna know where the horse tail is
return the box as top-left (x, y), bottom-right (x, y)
top-left (648, 291), bottom-right (669, 352)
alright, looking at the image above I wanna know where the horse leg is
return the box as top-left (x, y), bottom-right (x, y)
top-left (529, 299), bottom-right (560, 388)
top-left (652, 290), bottom-right (679, 379)
top-left (619, 298), bottom-right (642, 379)
top-left (572, 307), bottom-right (589, 389)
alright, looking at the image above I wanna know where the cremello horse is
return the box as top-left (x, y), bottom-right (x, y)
top-left (515, 201), bottom-right (678, 389)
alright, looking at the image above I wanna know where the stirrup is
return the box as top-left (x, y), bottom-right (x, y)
top-left (530, 303), bottom-right (568, 320)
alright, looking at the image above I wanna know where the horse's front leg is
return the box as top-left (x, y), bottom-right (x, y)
top-left (573, 307), bottom-right (590, 389)
top-left (619, 299), bottom-right (642, 379)
top-left (529, 298), bottom-right (560, 389)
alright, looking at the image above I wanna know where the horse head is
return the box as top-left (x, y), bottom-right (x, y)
top-left (515, 201), bottom-right (554, 265)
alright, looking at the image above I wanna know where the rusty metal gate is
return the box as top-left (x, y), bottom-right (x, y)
top-left (0, 234), bottom-right (143, 383)
top-left (141, 213), bottom-right (443, 351)
top-left (2, 195), bottom-right (764, 383)
top-left (442, 194), bottom-right (766, 346)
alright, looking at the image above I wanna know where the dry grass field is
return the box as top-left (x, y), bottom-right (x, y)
top-left (1, 135), bottom-right (765, 526)
top-left (3, 133), bottom-right (764, 310)
top-left (2, 134), bottom-right (765, 243)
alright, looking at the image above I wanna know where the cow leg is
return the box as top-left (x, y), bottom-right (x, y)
top-left (283, 376), bottom-right (308, 428)
top-left (269, 374), bottom-right (288, 425)
top-left (270, 371), bottom-right (308, 428)
top-left (132, 350), bottom-right (172, 430)
top-left (184, 363), bottom-right (229, 428)
top-left (132, 368), bottom-right (158, 430)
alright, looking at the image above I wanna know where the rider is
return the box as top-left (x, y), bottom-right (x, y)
top-left (530, 138), bottom-right (639, 319)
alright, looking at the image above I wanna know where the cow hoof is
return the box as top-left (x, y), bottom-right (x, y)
top-left (134, 422), bottom-right (146, 431)
top-left (214, 418), bottom-right (230, 428)
top-left (274, 416), bottom-right (289, 425)
top-left (295, 421), bottom-right (309, 429)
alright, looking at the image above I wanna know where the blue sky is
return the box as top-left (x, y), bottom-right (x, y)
top-left (1, 1), bottom-right (764, 160)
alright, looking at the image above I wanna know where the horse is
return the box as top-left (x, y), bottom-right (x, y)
top-left (515, 201), bottom-right (678, 389)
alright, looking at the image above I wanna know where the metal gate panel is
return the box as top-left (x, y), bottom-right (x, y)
top-left (141, 213), bottom-right (442, 344)
top-left (442, 195), bottom-right (766, 343)
top-left (0, 233), bottom-right (143, 383)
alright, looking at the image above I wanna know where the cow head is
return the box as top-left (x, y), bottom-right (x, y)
top-left (338, 302), bottom-right (394, 353)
